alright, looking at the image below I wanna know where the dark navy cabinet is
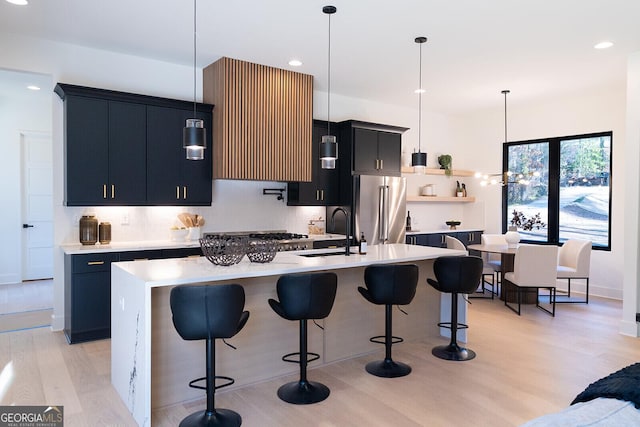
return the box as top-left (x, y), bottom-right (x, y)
top-left (56, 83), bottom-right (212, 206)
top-left (64, 246), bottom-right (203, 344)
top-left (406, 230), bottom-right (483, 249)
top-left (287, 120), bottom-right (340, 206)
top-left (147, 106), bottom-right (212, 206)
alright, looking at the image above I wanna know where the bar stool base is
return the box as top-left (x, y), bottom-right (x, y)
top-left (432, 344), bottom-right (476, 361)
top-left (365, 359), bottom-right (412, 378)
top-left (277, 380), bottom-right (330, 404)
top-left (179, 409), bottom-right (241, 427)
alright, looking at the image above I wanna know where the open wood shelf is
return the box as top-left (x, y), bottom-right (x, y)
top-left (406, 196), bottom-right (476, 203)
top-left (401, 166), bottom-right (475, 177)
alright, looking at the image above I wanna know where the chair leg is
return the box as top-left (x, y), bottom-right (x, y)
top-left (366, 304), bottom-right (412, 377)
top-left (432, 293), bottom-right (476, 361)
top-left (179, 338), bottom-right (241, 427)
top-left (555, 278), bottom-right (589, 304)
top-left (276, 319), bottom-right (330, 404)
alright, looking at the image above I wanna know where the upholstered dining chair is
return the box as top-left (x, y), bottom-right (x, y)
top-left (481, 234), bottom-right (507, 294)
top-left (445, 236), bottom-right (494, 298)
top-left (503, 244), bottom-right (558, 316)
top-left (557, 239), bottom-right (592, 304)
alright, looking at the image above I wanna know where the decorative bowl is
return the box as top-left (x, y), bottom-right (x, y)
top-left (199, 237), bottom-right (247, 266)
top-left (246, 239), bottom-right (278, 263)
top-left (446, 220), bottom-right (461, 230)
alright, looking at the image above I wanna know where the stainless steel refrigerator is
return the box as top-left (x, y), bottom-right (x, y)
top-left (354, 175), bottom-right (407, 245)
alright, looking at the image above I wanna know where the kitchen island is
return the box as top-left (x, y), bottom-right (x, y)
top-left (111, 243), bottom-right (465, 426)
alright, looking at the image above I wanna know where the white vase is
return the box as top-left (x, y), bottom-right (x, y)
top-left (505, 226), bottom-right (520, 248)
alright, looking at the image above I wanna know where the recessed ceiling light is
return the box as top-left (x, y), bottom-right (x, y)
top-left (414, 88), bottom-right (426, 94)
top-left (27, 85), bottom-right (41, 91)
top-left (594, 41), bottom-right (613, 49)
top-left (6, 0), bottom-right (29, 5)
top-left (288, 59), bottom-right (303, 67)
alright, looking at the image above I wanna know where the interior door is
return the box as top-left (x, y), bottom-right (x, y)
top-left (21, 131), bottom-right (53, 280)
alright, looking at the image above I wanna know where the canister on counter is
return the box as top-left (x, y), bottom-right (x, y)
top-left (99, 222), bottom-right (112, 244)
top-left (79, 215), bottom-right (98, 245)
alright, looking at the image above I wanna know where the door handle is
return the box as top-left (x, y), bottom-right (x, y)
top-left (23, 224), bottom-right (34, 228)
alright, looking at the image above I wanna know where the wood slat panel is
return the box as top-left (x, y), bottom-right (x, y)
top-left (204, 57), bottom-right (313, 181)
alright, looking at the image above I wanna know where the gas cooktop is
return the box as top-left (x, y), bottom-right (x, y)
top-left (202, 230), bottom-right (311, 251)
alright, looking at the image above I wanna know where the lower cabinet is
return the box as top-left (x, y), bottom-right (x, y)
top-left (406, 230), bottom-right (483, 249)
top-left (64, 247), bottom-right (202, 344)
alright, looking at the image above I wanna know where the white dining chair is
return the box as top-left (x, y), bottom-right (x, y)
top-left (446, 235), bottom-right (495, 299)
top-left (503, 244), bottom-right (558, 316)
top-left (557, 239), bottom-right (592, 304)
top-left (480, 234), bottom-right (507, 295)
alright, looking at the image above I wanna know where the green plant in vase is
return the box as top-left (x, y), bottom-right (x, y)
top-left (438, 154), bottom-right (453, 176)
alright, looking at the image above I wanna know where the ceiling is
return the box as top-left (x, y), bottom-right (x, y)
top-left (1, 0), bottom-right (639, 115)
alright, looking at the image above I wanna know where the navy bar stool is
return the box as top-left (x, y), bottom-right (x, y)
top-left (268, 272), bottom-right (337, 404)
top-left (427, 256), bottom-right (483, 361)
top-left (358, 264), bottom-right (419, 378)
top-left (170, 284), bottom-right (250, 427)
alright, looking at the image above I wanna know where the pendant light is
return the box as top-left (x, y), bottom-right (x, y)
top-left (411, 36), bottom-right (428, 173)
top-left (320, 5), bottom-right (338, 169)
top-left (183, 0), bottom-right (206, 160)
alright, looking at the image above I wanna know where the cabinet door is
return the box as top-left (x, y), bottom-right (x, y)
top-left (180, 109), bottom-right (212, 205)
top-left (288, 120), bottom-right (339, 206)
top-left (377, 131), bottom-right (401, 175)
top-left (352, 128), bottom-right (379, 174)
top-left (425, 233), bottom-right (446, 248)
top-left (108, 101), bottom-right (147, 205)
top-left (71, 271), bottom-right (111, 335)
top-left (65, 96), bottom-right (109, 205)
top-left (147, 106), bottom-right (212, 205)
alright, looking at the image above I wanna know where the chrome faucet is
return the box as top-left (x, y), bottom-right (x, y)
top-left (330, 207), bottom-right (351, 256)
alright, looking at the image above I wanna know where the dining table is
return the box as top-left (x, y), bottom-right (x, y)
top-left (467, 243), bottom-right (538, 304)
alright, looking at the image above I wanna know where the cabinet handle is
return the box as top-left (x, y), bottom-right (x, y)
top-left (103, 184), bottom-right (107, 199)
top-left (321, 190), bottom-right (324, 201)
top-left (183, 186), bottom-right (187, 199)
top-left (87, 261), bottom-right (105, 266)
top-left (176, 186), bottom-right (180, 199)
top-left (316, 190), bottom-right (320, 201)
top-left (380, 159), bottom-right (383, 169)
top-left (441, 235), bottom-right (445, 244)
top-left (376, 159), bottom-right (380, 169)
top-left (111, 184), bottom-right (115, 199)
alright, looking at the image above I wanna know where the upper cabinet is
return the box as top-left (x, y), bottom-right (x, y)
top-left (203, 57), bottom-right (313, 181)
top-left (63, 96), bottom-right (147, 205)
top-left (146, 106), bottom-right (212, 205)
top-left (287, 120), bottom-right (340, 206)
top-left (340, 120), bottom-right (408, 177)
top-left (55, 83), bottom-right (213, 207)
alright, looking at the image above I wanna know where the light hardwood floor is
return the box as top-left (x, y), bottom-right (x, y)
top-left (1, 296), bottom-right (639, 426)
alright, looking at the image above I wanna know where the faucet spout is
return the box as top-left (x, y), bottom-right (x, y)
top-left (330, 207), bottom-right (351, 256)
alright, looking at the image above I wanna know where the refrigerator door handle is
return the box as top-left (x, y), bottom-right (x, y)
top-left (378, 185), bottom-right (385, 241)
top-left (381, 185), bottom-right (390, 242)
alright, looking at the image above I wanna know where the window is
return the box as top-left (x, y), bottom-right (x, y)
top-left (502, 131), bottom-right (612, 250)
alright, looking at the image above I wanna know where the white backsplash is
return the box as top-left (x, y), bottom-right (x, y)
top-left (61, 180), bottom-right (325, 244)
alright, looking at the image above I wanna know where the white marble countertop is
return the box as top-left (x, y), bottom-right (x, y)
top-left (112, 243), bottom-right (464, 288)
top-left (60, 239), bottom-right (202, 254)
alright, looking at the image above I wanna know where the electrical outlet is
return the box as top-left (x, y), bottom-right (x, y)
top-left (121, 214), bottom-right (129, 225)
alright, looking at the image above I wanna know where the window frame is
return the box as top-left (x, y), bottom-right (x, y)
top-left (501, 131), bottom-right (613, 251)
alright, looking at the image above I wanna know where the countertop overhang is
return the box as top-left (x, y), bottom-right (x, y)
top-left (112, 243), bottom-right (465, 288)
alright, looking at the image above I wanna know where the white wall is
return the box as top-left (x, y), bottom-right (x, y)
top-left (458, 83), bottom-right (627, 300)
top-left (621, 51), bottom-right (640, 336)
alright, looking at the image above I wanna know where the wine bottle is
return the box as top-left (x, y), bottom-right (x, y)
top-left (406, 211), bottom-right (412, 231)
top-left (359, 232), bottom-right (367, 255)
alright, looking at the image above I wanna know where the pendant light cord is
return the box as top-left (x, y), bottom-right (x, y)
top-left (418, 41), bottom-right (422, 153)
top-left (193, 0), bottom-right (197, 117)
top-left (327, 12), bottom-right (332, 136)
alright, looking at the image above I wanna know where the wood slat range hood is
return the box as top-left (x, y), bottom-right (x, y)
top-left (203, 57), bottom-right (313, 181)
